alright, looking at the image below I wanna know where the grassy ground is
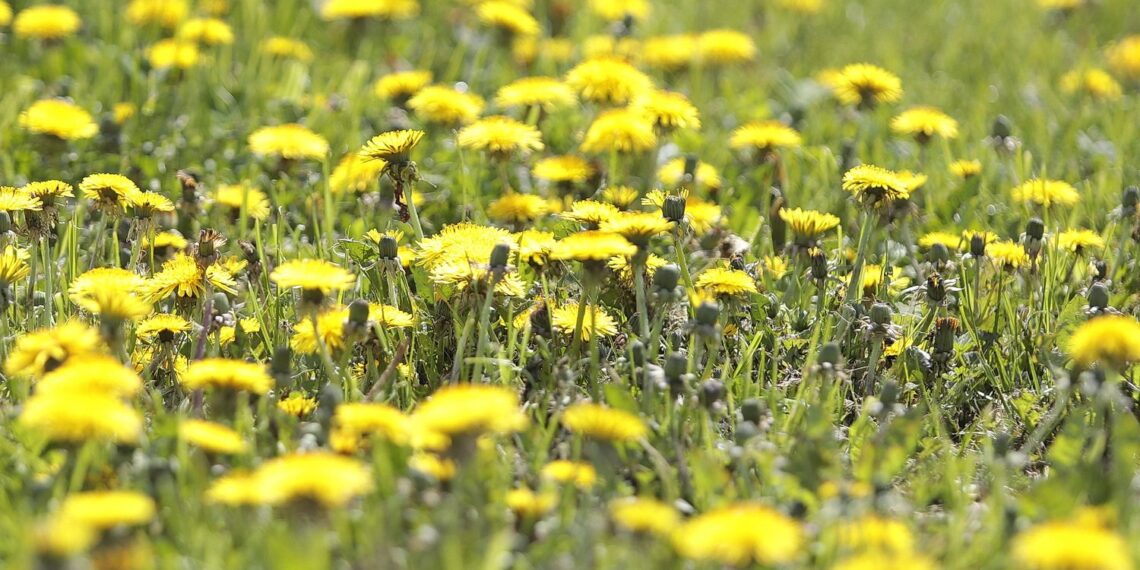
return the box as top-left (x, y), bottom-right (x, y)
top-left (1, 0), bottom-right (1140, 568)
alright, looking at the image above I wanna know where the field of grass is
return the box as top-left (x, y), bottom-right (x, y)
top-left (1, 0), bottom-right (1140, 568)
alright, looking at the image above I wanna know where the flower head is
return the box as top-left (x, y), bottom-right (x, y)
top-left (0, 187), bottom-right (41, 213)
top-left (5, 320), bottom-right (103, 379)
top-left (950, 159), bottom-right (982, 179)
top-left (0, 246), bottom-right (30, 286)
top-left (408, 86), bottom-right (485, 126)
top-left (986, 241), bottom-right (1030, 269)
top-left (1068, 315), bottom-right (1140, 370)
top-left (179, 420), bottom-right (247, 454)
top-left (1012, 517), bottom-right (1131, 570)
top-left (146, 253), bottom-right (237, 301)
top-left (255, 452), bottom-right (374, 507)
top-left (360, 129), bottom-right (425, 163)
top-left (610, 497), bottom-right (679, 535)
top-left (1061, 68), bottom-right (1123, 101)
top-left (260, 36), bottom-right (313, 61)
top-left (487, 193), bottom-right (553, 224)
top-left (126, 0), bottom-right (187, 27)
top-left (20, 392), bottom-right (141, 444)
top-left (37, 355), bottom-right (142, 398)
top-left (672, 504), bottom-right (803, 566)
top-left (1106, 35), bottom-right (1140, 79)
top-left (457, 116), bottom-right (544, 158)
top-left (830, 63), bottom-right (903, 108)
top-left (136, 313), bottom-right (192, 343)
top-left (330, 153), bottom-right (386, 193)
top-left (779, 208), bottom-right (840, 241)
top-left (19, 99), bottom-right (98, 140)
top-left (562, 403), bottom-right (647, 442)
top-left (643, 35), bottom-right (698, 70)
top-left (410, 384), bottom-right (528, 445)
top-left (495, 76), bottom-right (576, 110)
top-left (320, 0), bottom-right (419, 20)
top-left (215, 184), bottom-right (271, 220)
top-left (565, 58), bottom-right (653, 105)
top-left (891, 106), bottom-right (959, 141)
top-left (599, 211), bottom-right (674, 246)
top-left (730, 120), bottom-right (803, 154)
top-left (1011, 179), bottom-right (1080, 208)
top-left (560, 200), bottom-right (620, 227)
top-left (695, 266), bottom-right (759, 298)
top-left (278, 393), bottom-right (318, 418)
top-left (248, 124), bottom-right (329, 160)
top-left (181, 358), bottom-right (272, 394)
top-left (533, 156), bottom-right (595, 186)
top-left (580, 108), bottom-right (657, 154)
top-left (633, 90), bottom-right (701, 132)
top-left (842, 164), bottom-right (911, 205)
top-left (541, 460), bottom-right (597, 488)
top-left (79, 173), bottom-right (139, 210)
top-left (177, 17), bottom-right (234, 45)
top-left (697, 29), bottom-right (756, 64)
top-left (550, 303), bottom-right (619, 340)
top-left (588, 0), bottom-right (650, 21)
top-left (122, 190), bottom-right (175, 218)
top-left (1056, 229), bottom-right (1105, 253)
top-left (59, 491), bottom-right (155, 530)
top-left (147, 39), bottom-right (200, 69)
top-left (271, 259), bottom-right (355, 295)
top-left (476, 1), bottom-right (539, 36)
top-left (13, 5), bottom-right (81, 40)
top-left (551, 231), bottom-right (637, 261)
top-left (373, 70), bottom-right (432, 102)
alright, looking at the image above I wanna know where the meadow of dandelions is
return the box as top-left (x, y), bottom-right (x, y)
top-left (1, 0), bottom-right (1140, 568)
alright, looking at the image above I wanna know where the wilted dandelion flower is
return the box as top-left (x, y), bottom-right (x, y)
top-left (643, 35), bottom-right (698, 70)
top-left (580, 108), bottom-right (657, 154)
top-left (146, 39), bottom-right (201, 70)
top-left (487, 193), bottom-right (552, 224)
top-left (19, 99), bottom-right (98, 140)
top-left (1060, 68), bottom-right (1123, 101)
top-left (271, 259), bottom-right (355, 296)
top-left (599, 211), bottom-right (674, 246)
top-left (1011, 518), bottom-right (1131, 570)
top-left (695, 266), bottom-right (759, 298)
top-left (214, 184), bottom-right (271, 221)
top-left (562, 402), bottom-right (647, 442)
top-left (551, 231), bottom-right (637, 262)
top-left (320, 0), bottom-right (419, 20)
top-left (255, 452), bottom-right (374, 507)
top-left (610, 497), bottom-right (679, 535)
top-left (506, 488), bottom-right (557, 518)
top-left (181, 358), bottom-right (272, 394)
top-left (59, 491), bottom-right (156, 530)
top-left (476, 1), bottom-right (539, 36)
top-left (831, 63), bottom-right (903, 108)
top-left (697, 29), bottom-right (757, 64)
top-left (330, 153), bottom-right (386, 194)
top-left (730, 120), bottom-right (803, 155)
top-left (541, 460), bottom-right (597, 488)
top-left (891, 106), bottom-right (959, 142)
top-left (410, 384), bottom-right (528, 446)
top-left (373, 70), bottom-right (432, 102)
top-left (842, 164), bottom-right (911, 205)
top-left (1056, 229), bottom-right (1105, 253)
top-left (672, 504), bottom-right (803, 566)
top-left (36, 355), bottom-right (142, 398)
top-left (986, 241), bottom-right (1030, 269)
top-left (533, 156), bottom-right (596, 186)
top-left (949, 159), bottom-right (982, 179)
top-left (179, 420), bottom-right (247, 454)
top-left (79, 173), bottom-right (139, 212)
top-left (1011, 179), bottom-right (1080, 207)
top-left (126, 0), bottom-right (187, 27)
top-left (1106, 36), bottom-right (1140, 79)
top-left (457, 116), bottom-right (544, 158)
top-left (5, 320), bottom-right (103, 379)
top-left (588, 0), bottom-right (650, 20)
top-left (13, 5), bottom-right (81, 40)
top-left (136, 313), bottom-right (192, 343)
top-left (550, 303), bottom-right (619, 340)
top-left (408, 85), bottom-right (485, 126)
top-left (565, 58), bottom-right (653, 105)
top-left (248, 124), bottom-right (328, 160)
top-left (20, 391), bottom-right (142, 443)
top-left (177, 18), bottom-right (234, 45)
top-left (779, 208), bottom-right (840, 242)
top-left (1067, 315), bottom-right (1140, 370)
top-left (633, 90), bottom-right (701, 132)
top-left (259, 36), bottom-right (314, 61)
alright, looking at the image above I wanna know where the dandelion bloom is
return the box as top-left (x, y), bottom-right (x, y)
top-left (588, 0), bottom-right (650, 21)
top-left (540, 460), bottom-right (597, 489)
top-left (79, 173), bottom-right (139, 210)
top-left (72, 286), bottom-right (153, 322)
top-left (136, 313), bottom-right (192, 343)
top-left (214, 184), bottom-right (271, 221)
top-left (580, 109), bottom-right (657, 154)
top-left (416, 222), bottom-right (514, 271)
top-left (833, 552), bottom-right (938, 570)
top-left (1011, 179), bottom-right (1080, 207)
top-left (255, 452), bottom-right (374, 507)
top-left (19, 99), bottom-right (98, 140)
top-left (657, 159), bottom-right (723, 191)
top-left (476, 1), bottom-right (539, 36)
top-left (408, 454), bottom-right (456, 481)
top-left (550, 303), bottom-right (619, 340)
top-left (270, 259), bottom-right (355, 294)
top-left (0, 246), bottom-right (30, 286)
top-left (373, 70), bottom-right (432, 102)
top-left (1060, 69), bottom-right (1123, 101)
top-left (0, 186), bottom-right (41, 213)
top-left (842, 164), bottom-right (911, 204)
top-left (633, 90), bottom-right (701, 131)
top-left (320, 0), bottom-right (419, 20)
top-left (779, 208), bottom-right (840, 241)
top-left (551, 231), bottom-right (637, 261)
top-left (1106, 36), bottom-right (1140, 79)
top-left (147, 39), bottom-right (201, 70)
top-left (533, 156), bottom-right (595, 185)
top-left (506, 488), bottom-right (557, 518)
top-left (181, 358), bottom-right (272, 394)
top-left (13, 5), bottom-right (81, 40)
top-left (1055, 229), bottom-right (1105, 253)
top-left (695, 266), bottom-right (759, 298)
top-left (600, 185), bottom-right (640, 209)
top-left (0, 2), bottom-right (11, 27)
top-left (179, 420), bottom-right (248, 454)
top-left (122, 190), bottom-right (176, 218)
top-left (410, 384), bottom-right (528, 444)
top-left (20, 391), bottom-right (142, 443)
top-left (36, 355), bottom-right (142, 398)
top-left (146, 253), bottom-right (237, 301)
top-left (835, 516), bottom-right (914, 553)
top-left (513, 229), bottom-right (557, 266)
top-left (642, 35), bottom-right (698, 70)
top-left (260, 36), bottom-right (313, 61)
top-left (407, 86), bottom-right (485, 126)
top-left (59, 491), bottom-right (156, 529)
top-left (986, 241), bottom-right (1030, 269)
top-left (277, 393), bottom-right (318, 418)
top-left (291, 303), bottom-right (412, 354)
top-left (610, 497), bottom-right (679, 535)
top-left (890, 106), bottom-right (959, 142)
top-left (949, 159), bottom-right (982, 179)
top-left (4, 320), bottom-right (103, 379)
top-left (918, 231), bottom-right (964, 251)
top-left (248, 124), bottom-right (328, 160)
top-left (177, 17), bottom-right (234, 45)
top-left (1067, 315), bottom-right (1140, 370)
top-left (565, 58), bottom-right (653, 105)
top-left (830, 63), bottom-right (903, 108)
top-left (697, 29), bottom-right (757, 65)
top-left (333, 402), bottom-right (411, 446)
top-left (1011, 518), bottom-right (1131, 570)
top-left (126, 0), bottom-right (188, 27)
top-left (495, 76), bottom-right (576, 110)
top-left (487, 193), bottom-right (552, 224)
top-left (560, 200), bottom-right (620, 228)
top-left (33, 517), bottom-right (97, 558)
top-left (730, 120), bottom-right (803, 154)
top-left (561, 403), bottom-right (647, 442)
top-left (599, 211), bottom-right (674, 246)
top-left (330, 153), bottom-right (386, 193)
top-left (672, 503), bottom-right (803, 566)
top-left (457, 116), bottom-right (544, 158)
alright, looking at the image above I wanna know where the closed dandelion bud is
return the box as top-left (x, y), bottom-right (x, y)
top-left (879, 380), bottom-right (900, 407)
top-left (0, 212), bottom-right (10, 234)
top-left (664, 351), bottom-right (687, 382)
top-left (870, 302), bottom-right (892, 325)
top-left (991, 115), bottom-right (1013, 139)
top-left (1122, 186), bottom-right (1139, 215)
top-left (630, 340), bottom-right (646, 367)
top-left (663, 195), bottom-right (687, 223)
top-left (271, 346), bottom-right (293, 386)
top-left (992, 432), bottom-right (1012, 456)
top-left (695, 301), bottom-right (720, 327)
top-left (699, 379), bottom-right (725, 409)
top-left (929, 243), bottom-right (950, 265)
top-left (316, 382), bottom-right (342, 425)
top-left (809, 248), bottom-right (828, 281)
top-left (735, 420), bottom-right (760, 443)
top-left (741, 398), bottom-right (765, 424)
top-left (348, 299), bottom-right (370, 328)
top-left (818, 342), bottom-right (842, 367)
top-left (933, 317), bottom-right (960, 354)
top-left (1026, 218), bottom-right (1045, 241)
top-left (926, 273), bottom-right (946, 303)
top-left (1092, 259), bottom-right (1107, 281)
top-left (489, 243), bottom-right (511, 270)
top-left (378, 235), bottom-right (399, 260)
top-left (653, 263), bottom-right (681, 292)
top-left (683, 154), bottom-right (699, 181)
top-left (212, 292), bottom-right (230, 314)
top-left (969, 234), bottom-right (987, 258)
top-left (1088, 283), bottom-right (1110, 310)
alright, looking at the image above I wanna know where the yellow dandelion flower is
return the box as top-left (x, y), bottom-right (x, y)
top-left (633, 90), bottom-right (701, 131)
top-left (177, 17), bottom-right (234, 45)
top-left (833, 551), bottom-right (939, 570)
top-left (588, 0), bottom-right (650, 20)
top-left (20, 392), bottom-right (142, 444)
top-left (457, 115), bottom-right (544, 158)
top-left (59, 491), bottom-right (155, 529)
top-left (122, 190), bottom-right (175, 218)
top-left (0, 246), bottom-right (30, 285)
top-left (891, 106), bottom-right (959, 141)
top-left (643, 34), bottom-right (698, 70)
top-left (918, 231), bottom-right (964, 251)
top-left (599, 211), bottom-right (674, 246)
top-left (835, 516), bottom-right (914, 553)
top-left (373, 70), bottom-right (432, 102)
top-left (550, 303), bottom-right (619, 340)
top-left (610, 497), bottom-right (680, 535)
top-left (779, 208), bottom-right (840, 241)
top-left (949, 159), bottom-right (982, 179)
top-left (333, 402), bottom-right (410, 445)
top-left (487, 193), bottom-right (552, 224)
top-left (0, 186), bottom-right (41, 212)
top-left (730, 120), bottom-right (803, 154)
top-left (842, 164), bottom-right (911, 204)
top-left (695, 266), bottom-right (758, 298)
top-left (583, 34), bottom-right (641, 62)
top-left (986, 240), bottom-right (1030, 269)
top-left (72, 286), bottom-right (152, 322)
top-left (19, 99), bottom-right (97, 140)
top-left (146, 39), bottom-right (200, 70)
top-left (565, 57), bottom-right (653, 105)
top-left (580, 108), bottom-right (657, 154)
top-left (408, 453), bottom-right (456, 481)
top-left (146, 253), bottom-right (237, 301)
top-left (330, 152), bottom-right (386, 194)
top-left (415, 221), bottom-right (513, 268)
top-left (126, 0), bottom-right (187, 27)
top-left (205, 472), bottom-right (261, 505)
top-left (600, 185), bottom-right (641, 209)
top-left (33, 515), bottom-right (97, 558)
top-left (360, 129), bottom-right (424, 166)
top-left (541, 460), bottom-right (597, 488)
top-left (1106, 36), bottom-right (1140, 80)
top-left (5, 320), bottom-right (103, 379)
top-left (410, 384), bottom-right (528, 444)
top-left (831, 63), bottom-right (903, 108)
top-left (320, 0), bottom-right (419, 20)
top-left (1061, 68), bottom-right (1123, 101)
top-left (697, 29), bottom-right (757, 65)
top-left (255, 452), bottom-right (374, 507)
top-left (551, 231), bottom-right (637, 261)
top-left (506, 488), bottom-right (557, 518)
top-left (181, 358), bottom-right (272, 394)
top-left (672, 503), bottom-right (803, 566)
top-left (1067, 315), bottom-right (1140, 370)
top-left (13, 5), bottom-right (81, 40)
top-left (79, 173), bottom-right (138, 210)
top-left (608, 253), bottom-right (668, 286)
top-left (762, 255), bottom-right (789, 279)
top-left (248, 124), bottom-right (328, 160)
top-left (179, 419), bottom-right (247, 454)
top-left (278, 392), bottom-right (318, 418)
top-left (214, 184), bottom-right (271, 220)
top-left (1011, 179), bottom-right (1080, 207)
top-left (476, 1), bottom-right (539, 36)
top-left (136, 313), bottom-right (192, 343)
top-left (533, 155), bottom-right (595, 185)
top-left (36, 355), bottom-right (142, 398)
top-left (561, 402), bottom-right (647, 442)
top-left (1011, 518), bottom-right (1131, 570)
top-left (408, 85), bottom-right (485, 126)
top-left (1056, 229), bottom-right (1105, 253)
top-left (495, 76), bottom-right (576, 111)
top-left (259, 36), bottom-right (313, 62)
top-left (270, 259), bottom-right (355, 294)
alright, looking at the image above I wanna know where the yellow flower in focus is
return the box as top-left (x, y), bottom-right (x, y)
top-left (891, 106), bottom-right (959, 141)
top-left (181, 358), bottom-right (272, 394)
top-left (457, 116), bottom-right (544, 158)
top-left (14, 5), bottom-right (81, 40)
top-left (0, 186), bottom-right (42, 213)
top-left (610, 497), bottom-right (679, 535)
top-left (1067, 315), bottom-right (1140, 370)
top-left (580, 108), bottom-right (657, 154)
top-left (779, 208), bottom-right (840, 241)
top-left (1011, 518), bottom-right (1131, 570)
top-left (0, 245), bottom-right (30, 286)
top-left (697, 29), bottom-right (757, 65)
top-left (177, 17), bottom-right (234, 45)
top-left (126, 0), bottom-right (187, 27)
top-left (179, 419), bottom-right (248, 454)
top-left (541, 460), bottom-right (597, 488)
top-left (277, 392), bottom-right (318, 418)
top-left (561, 402), bottom-right (647, 442)
top-left (565, 58), bottom-right (653, 105)
top-left (19, 99), bottom-right (98, 140)
top-left (1060, 68), bottom-right (1123, 101)
top-left (672, 504), bottom-right (803, 566)
top-left (59, 491), bottom-right (156, 529)
top-left (373, 70), bottom-right (432, 102)
top-left (830, 63), bottom-right (903, 108)
top-left (513, 229), bottom-right (557, 266)
top-left (1056, 229), bottom-right (1105, 253)
top-left (842, 164), bottom-right (911, 204)
top-left (146, 253), bottom-right (237, 301)
top-left (918, 231), bottom-right (964, 251)
top-left (1011, 179), bottom-right (1080, 208)
top-left (695, 266), bottom-right (759, 298)
top-left (550, 303), bottom-right (619, 340)
top-left (136, 313), bottom-right (192, 343)
top-left (122, 190), bottom-right (175, 218)
top-left (248, 124), bottom-right (329, 160)
top-left (560, 200), bottom-right (620, 227)
top-left (408, 86), bottom-right (485, 126)
top-left (79, 173), bottom-right (139, 210)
